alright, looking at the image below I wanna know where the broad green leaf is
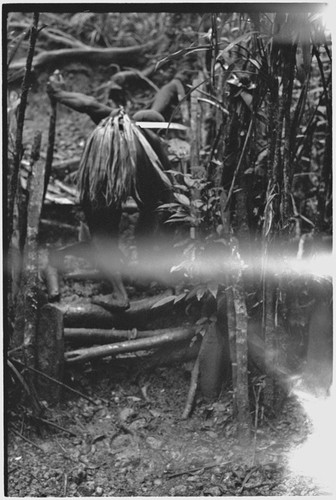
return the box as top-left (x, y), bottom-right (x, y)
top-left (217, 31), bottom-right (257, 59)
top-left (157, 45), bottom-right (216, 69)
top-left (208, 283), bottom-right (219, 299)
top-left (157, 203), bottom-right (180, 210)
top-left (151, 295), bottom-right (176, 309)
top-left (174, 192), bottom-right (191, 206)
top-left (196, 287), bottom-right (207, 301)
top-left (192, 199), bottom-right (204, 209)
top-left (174, 293), bottom-right (187, 304)
top-left (196, 317), bottom-right (209, 326)
top-left (173, 184), bottom-right (189, 192)
top-left (184, 176), bottom-right (198, 188)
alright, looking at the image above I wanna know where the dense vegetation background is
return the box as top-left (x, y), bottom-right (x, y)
top-left (5, 7), bottom-right (333, 497)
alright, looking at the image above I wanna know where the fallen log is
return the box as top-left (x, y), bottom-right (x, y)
top-left (65, 327), bottom-right (195, 364)
top-left (182, 351), bottom-right (201, 419)
top-left (92, 338), bottom-right (201, 369)
top-left (64, 327), bottom-right (176, 344)
top-left (57, 291), bottom-right (175, 329)
top-left (9, 40), bottom-right (159, 79)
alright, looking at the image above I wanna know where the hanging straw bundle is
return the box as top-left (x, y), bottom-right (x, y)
top-left (77, 110), bottom-right (172, 208)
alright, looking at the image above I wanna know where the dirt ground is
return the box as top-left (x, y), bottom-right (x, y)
top-left (6, 362), bottom-right (330, 497)
top-left (6, 66), bottom-right (333, 497)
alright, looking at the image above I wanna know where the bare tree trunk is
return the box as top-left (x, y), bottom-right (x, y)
top-left (281, 46), bottom-right (296, 225)
top-left (13, 134), bottom-right (46, 377)
top-left (36, 304), bottom-right (64, 403)
top-left (261, 72), bottom-right (281, 410)
top-left (190, 73), bottom-right (203, 175)
top-left (225, 285), bottom-right (237, 416)
top-left (232, 279), bottom-right (251, 443)
top-left (44, 81), bottom-right (58, 198)
top-left (262, 277), bottom-right (276, 412)
top-left (7, 13), bottom-right (39, 252)
top-left (18, 132), bottom-right (42, 252)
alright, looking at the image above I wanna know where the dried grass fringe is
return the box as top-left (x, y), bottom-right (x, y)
top-left (77, 110), bottom-right (172, 208)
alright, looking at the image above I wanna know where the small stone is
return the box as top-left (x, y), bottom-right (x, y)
top-left (174, 484), bottom-right (187, 495)
top-left (96, 486), bottom-right (103, 496)
top-left (146, 436), bottom-right (163, 449)
top-left (119, 407), bottom-right (135, 422)
top-left (153, 478), bottom-right (162, 486)
top-left (86, 480), bottom-right (95, 491)
top-left (187, 475), bottom-right (199, 482)
top-left (205, 486), bottom-right (222, 496)
top-left (206, 430), bottom-right (218, 439)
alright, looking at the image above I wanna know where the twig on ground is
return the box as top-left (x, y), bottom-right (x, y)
top-left (243, 480), bottom-right (276, 491)
top-left (181, 351), bottom-right (200, 419)
top-left (7, 359), bottom-right (41, 414)
top-left (10, 427), bottom-right (45, 452)
top-left (9, 358), bottom-right (98, 405)
top-left (63, 473), bottom-right (68, 497)
top-left (239, 466), bottom-right (258, 494)
top-left (166, 460), bottom-right (230, 479)
top-left (30, 415), bottom-right (77, 437)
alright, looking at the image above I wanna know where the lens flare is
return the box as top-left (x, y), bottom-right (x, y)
top-left (320, 3), bottom-right (333, 33)
top-left (86, 238), bottom-right (333, 284)
top-left (288, 386), bottom-right (335, 495)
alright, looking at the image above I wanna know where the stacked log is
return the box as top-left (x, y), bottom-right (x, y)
top-left (36, 292), bottom-right (198, 384)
